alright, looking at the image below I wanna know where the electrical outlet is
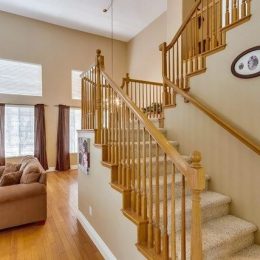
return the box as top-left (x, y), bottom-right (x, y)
top-left (89, 206), bottom-right (93, 216)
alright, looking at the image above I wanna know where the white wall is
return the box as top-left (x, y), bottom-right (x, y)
top-left (78, 131), bottom-right (144, 260)
top-left (127, 13), bottom-right (167, 82)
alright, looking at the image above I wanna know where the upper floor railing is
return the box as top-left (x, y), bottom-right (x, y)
top-left (160, 0), bottom-right (252, 94)
top-left (160, 0), bottom-right (259, 155)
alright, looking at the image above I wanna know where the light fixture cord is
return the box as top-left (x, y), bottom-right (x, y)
top-left (111, 0), bottom-right (114, 79)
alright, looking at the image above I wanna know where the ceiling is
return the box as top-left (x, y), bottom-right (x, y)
top-left (0, 0), bottom-right (167, 42)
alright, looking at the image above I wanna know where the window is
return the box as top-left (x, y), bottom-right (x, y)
top-left (5, 105), bottom-right (34, 157)
top-left (70, 108), bottom-right (81, 153)
top-left (0, 58), bottom-right (42, 96)
top-left (72, 70), bottom-right (83, 100)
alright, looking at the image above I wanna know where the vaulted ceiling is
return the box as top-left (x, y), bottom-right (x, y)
top-left (0, 0), bottom-right (167, 42)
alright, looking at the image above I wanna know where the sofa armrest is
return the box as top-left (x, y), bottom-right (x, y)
top-left (0, 166), bottom-right (5, 178)
top-left (39, 172), bottom-right (47, 185)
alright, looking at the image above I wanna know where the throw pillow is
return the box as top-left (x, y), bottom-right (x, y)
top-left (20, 172), bottom-right (41, 184)
top-left (3, 163), bottom-right (21, 174)
top-left (0, 171), bottom-right (22, 186)
top-left (23, 163), bottom-right (41, 175)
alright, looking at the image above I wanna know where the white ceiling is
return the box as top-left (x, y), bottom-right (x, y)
top-left (0, 0), bottom-right (167, 42)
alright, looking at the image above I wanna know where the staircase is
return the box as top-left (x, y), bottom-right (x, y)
top-left (79, 1), bottom-right (260, 259)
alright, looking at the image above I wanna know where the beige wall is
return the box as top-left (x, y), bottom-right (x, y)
top-left (0, 11), bottom-right (127, 168)
top-left (164, 1), bottom-right (260, 243)
top-left (78, 131), bottom-right (144, 260)
top-left (167, 0), bottom-right (183, 41)
top-left (127, 12), bottom-right (166, 82)
top-left (126, 0), bottom-right (260, 246)
top-left (126, 0), bottom-right (186, 83)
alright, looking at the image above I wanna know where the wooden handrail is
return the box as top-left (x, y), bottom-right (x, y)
top-left (126, 78), bottom-right (163, 86)
top-left (163, 76), bottom-right (260, 155)
top-left (165, 0), bottom-right (202, 51)
top-left (101, 69), bottom-right (200, 184)
top-left (80, 63), bottom-right (96, 78)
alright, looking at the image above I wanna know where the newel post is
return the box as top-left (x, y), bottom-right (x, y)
top-left (95, 49), bottom-right (104, 144)
top-left (159, 42), bottom-right (170, 107)
top-left (190, 151), bottom-right (205, 260)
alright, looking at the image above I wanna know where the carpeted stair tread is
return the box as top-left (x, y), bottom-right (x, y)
top-left (176, 215), bottom-right (257, 259)
top-left (228, 244), bottom-right (260, 259)
top-left (153, 191), bottom-right (231, 232)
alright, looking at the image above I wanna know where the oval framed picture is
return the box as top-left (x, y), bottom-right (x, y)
top-left (231, 46), bottom-right (260, 79)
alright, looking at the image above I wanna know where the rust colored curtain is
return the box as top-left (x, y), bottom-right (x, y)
top-left (0, 104), bottom-right (5, 166)
top-left (34, 104), bottom-right (48, 170)
top-left (56, 105), bottom-right (70, 171)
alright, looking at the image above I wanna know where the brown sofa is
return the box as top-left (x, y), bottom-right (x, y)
top-left (0, 157), bottom-right (47, 230)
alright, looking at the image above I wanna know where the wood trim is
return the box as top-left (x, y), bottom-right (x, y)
top-left (221, 14), bottom-right (251, 32)
top-left (101, 161), bottom-right (118, 168)
top-left (202, 44), bottom-right (227, 57)
top-left (163, 104), bottom-right (176, 109)
top-left (163, 76), bottom-right (260, 155)
top-left (127, 78), bottom-right (163, 86)
top-left (186, 68), bottom-right (207, 78)
top-left (122, 209), bottom-right (149, 225)
top-left (110, 182), bottom-right (131, 193)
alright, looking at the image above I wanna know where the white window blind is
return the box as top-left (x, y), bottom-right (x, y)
top-left (70, 108), bottom-right (81, 153)
top-left (5, 105), bottom-right (34, 157)
top-left (72, 70), bottom-right (83, 100)
top-left (0, 58), bottom-right (42, 96)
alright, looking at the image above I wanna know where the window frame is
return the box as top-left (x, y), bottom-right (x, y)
top-left (69, 107), bottom-right (81, 154)
top-left (71, 70), bottom-right (83, 100)
top-left (4, 105), bottom-right (35, 158)
top-left (0, 58), bottom-right (43, 97)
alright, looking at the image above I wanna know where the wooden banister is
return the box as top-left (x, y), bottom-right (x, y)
top-left (101, 69), bottom-right (201, 183)
top-left (121, 73), bottom-right (164, 120)
top-left (82, 49), bottom-right (205, 259)
top-left (163, 76), bottom-right (260, 155)
top-left (160, 0), bottom-right (256, 155)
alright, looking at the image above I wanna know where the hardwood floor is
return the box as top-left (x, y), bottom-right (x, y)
top-left (0, 170), bottom-right (104, 260)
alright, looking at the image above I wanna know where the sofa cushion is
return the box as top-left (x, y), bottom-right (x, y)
top-left (0, 171), bottom-right (22, 187)
top-left (20, 172), bottom-right (41, 184)
top-left (3, 163), bottom-right (21, 174)
top-left (0, 183), bottom-right (46, 203)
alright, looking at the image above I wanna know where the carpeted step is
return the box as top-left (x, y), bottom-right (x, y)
top-left (175, 215), bottom-right (257, 259)
top-left (155, 191), bottom-right (231, 232)
top-left (228, 244), bottom-right (260, 259)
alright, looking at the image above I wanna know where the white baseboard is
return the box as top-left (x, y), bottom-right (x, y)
top-left (71, 164), bottom-right (78, 170)
top-left (77, 210), bottom-right (117, 260)
top-left (46, 165), bottom-right (78, 173)
top-left (46, 167), bottom-right (56, 173)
